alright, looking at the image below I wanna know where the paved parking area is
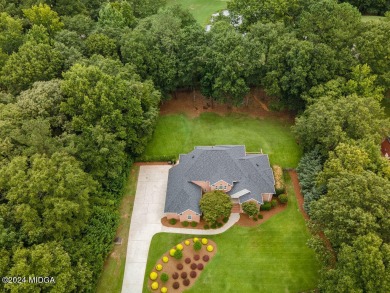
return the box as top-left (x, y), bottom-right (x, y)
top-left (121, 165), bottom-right (171, 293)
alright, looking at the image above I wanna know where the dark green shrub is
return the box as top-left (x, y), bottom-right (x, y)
top-left (169, 218), bottom-right (177, 225)
top-left (261, 202), bottom-right (272, 211)
top-left (271, 199), bottom-right (278, 208)
top-left (193, 241), bottom-right (202, 251)
top-left (242, 201), bottom-right (259, 217)
top-left (210, 223), bottom-right (217, 229)
top-left (279, 194), bottom-right (288, 204)
top-left (204, 224), bottom-right (209, 229)
top-left (174, 249), bottom-right (183, 259)
top-left (222, 216), bottom-right (229, 223)
top-left (258, 214), bottom-right (263, 219)
top-left (182, 221), bottom-right (189, 227)
top-left (253, 217), bottom-right (257, 221)
top-left (190, 221), bottom-right (197, 227)
top-left (161, 273), bottom-right (169, 283)
top-left (217, 222), bottom-right (223, 227)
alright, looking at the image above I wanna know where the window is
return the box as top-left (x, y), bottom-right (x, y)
top-left (223, 186), bottom-right (227, 190)
top-left (187, 215), bottom-right (192, 220)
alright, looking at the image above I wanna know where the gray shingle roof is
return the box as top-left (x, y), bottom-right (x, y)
top-left (164, 145), bottom-right (275, 214)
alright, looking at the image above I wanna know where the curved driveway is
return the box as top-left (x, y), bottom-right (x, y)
top-left (121, 165), bottom-right (239, 293)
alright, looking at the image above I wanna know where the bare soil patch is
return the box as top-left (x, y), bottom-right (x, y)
top-left (160, 88), bottom-right (294, 123)
top-left (147, 238), bottom-right (217, 293)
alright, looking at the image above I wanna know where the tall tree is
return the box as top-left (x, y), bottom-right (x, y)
top-left (319, 234), bottom-right (390, 292)
top-left (0, 41), bottom-right (63, 94)
top-left (0, 12), bottom-right (23, 54)
top-left (23, 4), bottom-right (64, 36)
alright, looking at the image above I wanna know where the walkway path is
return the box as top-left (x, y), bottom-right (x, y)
top-left (121, 166), bottom-right (239, 293)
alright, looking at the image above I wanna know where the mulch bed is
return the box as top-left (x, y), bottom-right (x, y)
top-left (160, 88), bottom-right (294, 123)
top-left (235, 202), bottom-right (287, 227)
top-left (147, 238), bottom-right (217, 293)
top-left (288, 170), bottom-right (309, 221)
top-left (161, 217), bottom-right (209, 230)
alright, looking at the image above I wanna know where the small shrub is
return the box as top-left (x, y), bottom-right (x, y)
top-left (261, 202), bottom-right (272, 211)
top-left (182, 221), bottom-right (189, 227)
top-left (160, 273), bottom-right (169, 283)
top-left (176, 244), bottom-right (183, 250)
top-left (184, 240), bottom-right (190, 245)
top-left (169, 218), bottom-right (177, 225)
top-left (174, 249), bottom-right (183, 260)
top-left (151, 282), bottom-right (159, 290)
top-left (176, 263), bottom-right (183, 270)
top-left (222, 216), bottom-right (229, 223)
top-left (197, 263), bottom-right (204, 270)
top-left (194, 254), bottom-right (200, 261)
top-left (193, 241), bottom-right (202, 251)
top-left (193, 237), bottom-right (199, 242)
top-left (258, 213), bottom-right (263, 219)
top-left (210, 223), bottom-right (217, 229)
top-left (149, 272), bottom-right (158, 280)
top-left (180, 272), bottom-right (187, 279)
top-left (169, 249), bottom-right (176, 256)
top-left (161, 287), bottom-right (167, 293)
top-left (191, 263), bottom-right (197, 270)
top-left (204, 224), bottom-right (210, 229)
top-left (162, 256), bottom-right (168, 263)
top-left (217, 222), bottom-right (223, 227)
top-left (183, 278), bottom-right (190, 286)
top-left (172, 272), bottom-right (179, 280)
top-left (253, 217), bottom-right (258, 221)
top-left (185, 257), bottom-right (191, 264)
top-left (207, 245), bottom-right (214, 252)
top-left (279, 194), bottom-right (288, 204)
top-left (202, 255), bottom-right (209, 262)
top-left (190, 271), bottom-right (197, 278)
top-left (271, 199), bottom-right (278, 208)
top-left (156, 264), bottom-right (162, 271)
top-left (190, 221), bottom-right (197, 227)
top-left (172, 282), bottom-right (179, 289)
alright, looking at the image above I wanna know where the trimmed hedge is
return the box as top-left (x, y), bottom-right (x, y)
top-left (169, 218), bottom-right (177, 225)
top-left (182, 221), bottom-right (189, 227)
top-left (261, 202), bottom-right (272, 211)
top-left (190, 271), bottom-right (197, 278)
top-left (194, 254), bottom-right (200, 261)
top-left (172, 272), bottom-right (179, 279)
top-left (197, 263), bottom-right (204, 270)
top-left (160, 273), bottom-right (169, 283)
top-left (183, 278), bottom-right (190, 286)
top-left (190, 221), bottom-right (197, 227)
top-left (185, 257), bottom-right (191, 264)
top-left (173, 282), bottom-right (180, 289)
top-left (202, 255), bottom-right (209, 262)
top-left (176, 263), bottom-right (183, 270)
top-left (181, 272), bottom-right (187, 279)
top-left (191, 263), bottom-right (197, 270)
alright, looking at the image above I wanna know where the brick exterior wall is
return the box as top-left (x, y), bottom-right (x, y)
top-left (179, 210), bottom-right (200, 223)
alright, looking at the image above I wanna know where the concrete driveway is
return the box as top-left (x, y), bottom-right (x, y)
top-left (121, 165), bottom-right (240, 293)
top-left (121, 165), bottom-right (171, 293)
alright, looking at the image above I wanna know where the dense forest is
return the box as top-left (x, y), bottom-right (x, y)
top-left (0, 0), bottom-right (389, 292)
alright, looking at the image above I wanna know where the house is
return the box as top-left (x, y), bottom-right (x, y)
top-left (381, 137), bottom-right (390, 160)
top-left (164, 145), bottom-right (275, 223)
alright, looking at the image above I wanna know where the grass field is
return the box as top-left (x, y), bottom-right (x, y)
top-left (143, 174), bottom-right (320, 292)
top-left (96, 166), bottom-right (140, 293)
top-left (140, 113), bottom-right (301, 168)
top-left (166, 0), bottom-right (227, 25)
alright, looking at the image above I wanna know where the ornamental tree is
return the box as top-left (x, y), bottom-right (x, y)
top-left (199, 191), bottom-right (232, 224)
top-left (242, 201), bottom-right (259, 218)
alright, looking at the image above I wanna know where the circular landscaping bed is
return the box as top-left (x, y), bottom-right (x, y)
top-left (147, 238), bottom-right (217, 292)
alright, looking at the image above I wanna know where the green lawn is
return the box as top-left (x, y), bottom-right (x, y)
top-left (143, 174), bottom-right (320, 292)
top-left (140, 113), bottom-right (301, 168)
top-left (96, 166), bottom-right (140, 293)
top-left (166, 0), bottom-right (227, 25)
